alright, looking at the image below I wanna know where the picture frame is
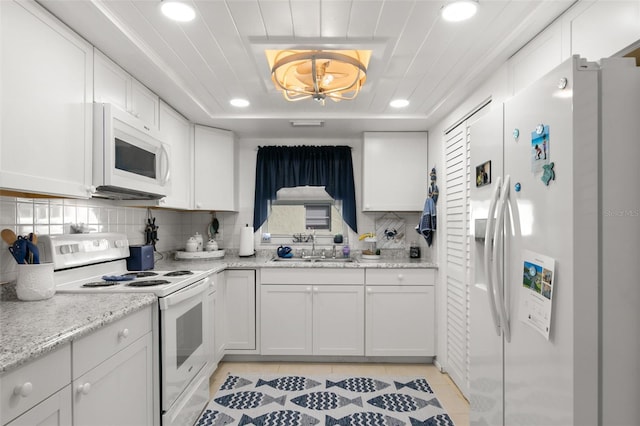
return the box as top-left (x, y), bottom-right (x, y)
top-left (475, 160), bottom-right (491, 187)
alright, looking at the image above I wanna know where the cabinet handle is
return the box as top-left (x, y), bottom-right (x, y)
top-left (313, 287), bottom-right (319, 293)
top-left (306, 286), bottom-right (312, 293)
top-left (77, 383), bottom-right (91, 395)
top-left (13, 382), bottom-right (33, 397)
top-left (118, 328), bottom-right (130, 339)
top-left (196, 203), bottom-right (202, 209)
top-left (367, 287), bottom-right (372, 294)
top-left (397, 274), bottom-right (404, 281)
top-left (86, 185), bottom-right (96, 195)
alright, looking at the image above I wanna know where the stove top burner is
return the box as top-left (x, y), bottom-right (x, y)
top-left (124, 271), bottom-right (158, 278)
top-left (127, 279), bottom-right (171, 287)
top-left (164, 270), bottom-right (193, 277)
top-left (83, 281), bottom-right (121, 288)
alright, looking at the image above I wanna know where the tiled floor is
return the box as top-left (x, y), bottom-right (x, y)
top-left (209, 361), bottom-right (469, 426)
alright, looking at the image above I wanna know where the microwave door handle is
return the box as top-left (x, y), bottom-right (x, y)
top-left (160, 144), bottom-right (171, 186)
top-left (159, 279), bottom-right (207, 310)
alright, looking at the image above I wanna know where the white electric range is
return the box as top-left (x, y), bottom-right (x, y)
top-left (39, 233), bottom-right (212, 426)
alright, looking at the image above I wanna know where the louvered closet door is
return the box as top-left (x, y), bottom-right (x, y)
top-left (444, 123), bottom-right (471, 397)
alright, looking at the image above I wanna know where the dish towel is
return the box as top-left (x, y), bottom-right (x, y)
top-left (416, 196), bottom-right (437, 246)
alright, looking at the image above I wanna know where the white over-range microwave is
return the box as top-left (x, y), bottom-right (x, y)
top-left (93, 103), bottom-right (170, 200)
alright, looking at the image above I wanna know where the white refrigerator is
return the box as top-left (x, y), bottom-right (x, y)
top-left (469, 55), bottom-right (640, 426)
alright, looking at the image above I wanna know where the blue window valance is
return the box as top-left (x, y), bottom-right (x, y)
top-left (253, 145), bottom-right (358, 233)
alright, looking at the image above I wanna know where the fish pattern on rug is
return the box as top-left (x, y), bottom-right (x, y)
top-left (257, 376), bottom-right (322, 391)
top-left (196, 374), bottom-right (456, 426)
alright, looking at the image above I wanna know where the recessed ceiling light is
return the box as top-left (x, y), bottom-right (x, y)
top-left (390, 99), bottom-right (410, 108)
top-left (230, 98), bottom-right (250, 107)
top-left (161, 1), bottom-right (195, 22)
top-left (441, 0), bottom-right (478, 22)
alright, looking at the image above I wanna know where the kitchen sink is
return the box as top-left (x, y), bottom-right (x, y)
top-left (269, 257), bottom-right (356, 263)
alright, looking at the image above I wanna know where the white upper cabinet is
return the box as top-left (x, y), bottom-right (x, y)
top-left (94, 50), bottom-right (159, 130)
top-left (362, 132), bottom-right (428, 211)
top-left (158, 101), bottom-right (192, 210)
top-left (0, 0), bottom-right (93, 198)
top-left (194, 125), bottom-right (237, 211)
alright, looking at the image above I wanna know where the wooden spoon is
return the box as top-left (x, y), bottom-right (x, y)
top-left (1, 229), bottom-right (17, 246)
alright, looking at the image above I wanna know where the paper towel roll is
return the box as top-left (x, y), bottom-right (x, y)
top-left (239, 225), bottom-right (255, 257)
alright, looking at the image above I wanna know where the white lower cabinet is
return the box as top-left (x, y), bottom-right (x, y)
top-left (0, 306), bottom-right (154, 426)
top-left (225, 270), bottom-right (256, 351)
top-left (72, 306), bottom-right (153, 426)
top-left (214, 272), bottom-right (227, 362)
top-left (0, 345), bottom-right (71, 426)
top-left (6, 385), bottom-right (71, 426)
top-left (260, 268), bottom-right (365, 356)
top-left (261, 285), bottom-right (312, 355)
top-left (365, 269), bottom-right (436, 357)
top-left (313, 285), bottom-right (364, 355)
top-left (206, 270), bottom-right (226, 375)
top-left (72, 333), bottom-right (153, 426)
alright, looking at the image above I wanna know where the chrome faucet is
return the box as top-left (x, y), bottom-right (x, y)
top-left (310, 229), bottom-right (316, 256)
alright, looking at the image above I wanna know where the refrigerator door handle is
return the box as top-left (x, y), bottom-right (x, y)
top-left (484, 176), bottom-right (502, 336)
top-left (493, 175), bottom-right (512, 342)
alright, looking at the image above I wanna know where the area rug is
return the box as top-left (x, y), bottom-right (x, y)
top-left (195, 374), bottom-right (455, 426)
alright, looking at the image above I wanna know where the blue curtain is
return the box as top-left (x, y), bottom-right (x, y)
top-left (253, 145), bottom-right (358, 232)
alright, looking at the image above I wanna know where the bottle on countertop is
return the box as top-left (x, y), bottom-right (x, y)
top-left (342, 245), bottom-right (350, 258)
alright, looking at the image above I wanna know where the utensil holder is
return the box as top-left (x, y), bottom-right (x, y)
top-left (16, 263), bottom-right (55, 301)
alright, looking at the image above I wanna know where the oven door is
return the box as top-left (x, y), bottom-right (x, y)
top-left (159, 278), bottom-right (208, 412)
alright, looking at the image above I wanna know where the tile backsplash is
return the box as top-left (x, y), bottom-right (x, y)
top-left (0, 196), bottom-right (224, 283)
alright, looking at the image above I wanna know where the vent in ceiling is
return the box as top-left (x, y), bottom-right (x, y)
top-left (290, 120), bottom-right (325, 127)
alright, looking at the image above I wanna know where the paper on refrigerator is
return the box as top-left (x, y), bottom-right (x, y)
top-left (519, 250), bottom-right (555, 340)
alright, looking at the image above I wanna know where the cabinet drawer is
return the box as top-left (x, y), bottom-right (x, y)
top-left (261, 268), bottom-right (364, 285)
top-left (365, 269), bottom-right (435, 286)
top-left (0, 344), bottom-right (71, 425)
top-left (72, 306), bottom-right (151, 379)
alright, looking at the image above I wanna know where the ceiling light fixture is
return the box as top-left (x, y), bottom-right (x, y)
top-left (266, 50), bottom-right (371, 106)
top-left (230, 98), bottom-right (250, 107)
top-left (160, 1), bottom-right (195, 22)
top-left (441, 0), bottom-right (478, 22)
top-left (390, 99), bottom-right (410, 108)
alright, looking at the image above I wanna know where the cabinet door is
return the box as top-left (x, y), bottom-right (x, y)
top-left (260, 285), bottom-right (312, 355)
top-left (93, 50), bottom-right (129, 111)
top-left (224, 270), bottom-right (255, 350)
top-left (6, 385), bottom-right (71, 426)
top-left (158, 101), bottom-right (192, 209)
top-left (130, 80), bottom-right (159, 130)
top-left (362, 132), bottom-right (428, 211)
top-left (73, 333), bottom-right (153, 426)
top-left (214, 272), bottom-right (227, 362)
top-left (313, 285), bottom-right (364, 356)
top-left (206, 284), bottom-right (216, 376)
top-left (365, 285), bottom-right (435, 356)
top-left (193, 126), bottom-right (237, 211)
top-left (0, 1), bottom-right (93, 198)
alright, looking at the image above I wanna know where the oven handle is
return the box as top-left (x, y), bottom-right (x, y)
top-left (159, 278), bottom-right (208, 311)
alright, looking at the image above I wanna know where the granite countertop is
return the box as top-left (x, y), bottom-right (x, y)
top-left (0, 253), bottom-right (435, 374)
top-left (0, 292), bottom-right (156, 374)
top-left (155, 253), bottom-right (438, 272)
